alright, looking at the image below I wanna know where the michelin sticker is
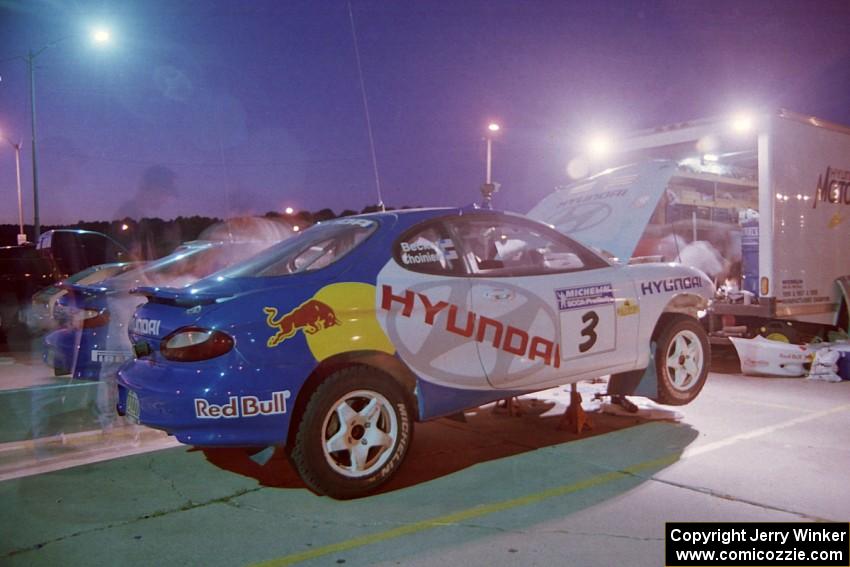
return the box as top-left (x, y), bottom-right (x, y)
top-left (555, 283), bottom-right (614, 311)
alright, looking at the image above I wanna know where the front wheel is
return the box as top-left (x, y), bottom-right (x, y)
top-left (290, 366), bottom-right (413, 499)
top-left (653, 315), bottom-right (710, 406)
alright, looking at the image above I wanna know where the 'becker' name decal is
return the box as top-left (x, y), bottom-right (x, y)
top-left (640, 276), bottom-right (703, 295)
top-left (195, 391), bottom-right (291, 419)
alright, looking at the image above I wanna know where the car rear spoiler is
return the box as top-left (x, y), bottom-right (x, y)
top-left (132, 285), bottom-right (234, 307)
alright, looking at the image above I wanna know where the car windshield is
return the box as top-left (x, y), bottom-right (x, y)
top-left (213, 218), bottom-right (377, 279)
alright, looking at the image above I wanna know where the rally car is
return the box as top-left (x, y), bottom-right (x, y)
top-left (117, 206), bottom-right (713, 498)
top-left (44, 240), bottom-right (277, 379)
top-left (28, 261), bottom-right (141, 333)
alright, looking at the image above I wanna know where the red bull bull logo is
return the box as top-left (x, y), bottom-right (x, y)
top-left (264, 299), bottom-right (341, 347)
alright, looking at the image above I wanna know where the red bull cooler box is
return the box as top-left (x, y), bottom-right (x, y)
top-left (729, 336), bottom-right (813, 377)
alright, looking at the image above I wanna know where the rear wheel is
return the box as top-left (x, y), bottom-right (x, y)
top-left (654, 315), bottom-right (710, 406)
top-left (290, 366), bottom-right (413, 499)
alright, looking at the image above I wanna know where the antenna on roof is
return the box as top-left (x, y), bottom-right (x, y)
top-left (480, 122), bottom-right (501, 209)
top-left (348, 2), bottom-right (385, 212)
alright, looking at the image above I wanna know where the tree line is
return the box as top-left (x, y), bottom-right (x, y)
top-left (0, 204), bottom-right (403, 259)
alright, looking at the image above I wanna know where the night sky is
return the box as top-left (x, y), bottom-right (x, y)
top-left (1, 0), bottom-right (849, 226)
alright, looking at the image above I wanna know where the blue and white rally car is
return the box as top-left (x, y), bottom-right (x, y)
top-left (45, 240), bottom-right (273, 380)
top-left (118, 207), bottom-right (712, 498)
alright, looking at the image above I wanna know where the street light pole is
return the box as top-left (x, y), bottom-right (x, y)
top-left (13, 141), bottom-right (25, 244)
top-left (485, 136), bottom-right (493, 185)
top-left (13, 30), bottom-right (111, 241)
top-left (1, 134), bottom-right (26, 244)
top-left (27, 49), bottom-right (41, 240)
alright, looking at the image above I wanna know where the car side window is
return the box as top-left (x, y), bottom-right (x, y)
top-left (394, 223), bottom-right (463, 275)
top-left (258, 228), bottom-right (372, 277)
top-left (450, 216), bottom-right (606, 277)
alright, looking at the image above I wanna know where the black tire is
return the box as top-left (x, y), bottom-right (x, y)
top-left (757, 321), bottom-right (800, 344)
top-left (290, 366), bottom-right (413, 499)
top-left (653, 315), bottom-right (710, 406)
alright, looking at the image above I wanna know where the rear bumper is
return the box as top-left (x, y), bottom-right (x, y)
top-left (43, 327), bottom-right (132, 380)
top-left (117, 358), bottom-right (301, 447)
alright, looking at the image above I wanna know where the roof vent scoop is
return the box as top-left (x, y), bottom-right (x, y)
top-left (480, 181), bottom-right (500, 209)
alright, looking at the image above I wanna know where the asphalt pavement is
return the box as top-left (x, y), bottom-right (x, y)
top-left (1, 347), bottom-right (849, 566)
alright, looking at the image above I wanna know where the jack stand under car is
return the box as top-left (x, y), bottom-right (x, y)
top-left (558, 383), bottom-right (592, 433)
top-left (493, 397), bottom-right (523, 417)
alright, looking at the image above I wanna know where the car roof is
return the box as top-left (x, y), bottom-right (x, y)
top-left (345, 206), bottom-right (532, 224)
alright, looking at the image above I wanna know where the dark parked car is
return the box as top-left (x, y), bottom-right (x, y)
top-left (0, 229), bottom-right (130, 333)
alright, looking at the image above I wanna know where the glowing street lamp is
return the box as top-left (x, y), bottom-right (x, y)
top-left (92, 28), bottom-right (112, 44)
top-left (0, 132), bottom-right (26, 244)
top-left (12, 26), bottom-right (113, 239)
top-left (586, 133), bottom-right (613, 160)
top-left (730, 112), bottom-right (755, 134)
top-left (284, 206), bottom-right (294, 215)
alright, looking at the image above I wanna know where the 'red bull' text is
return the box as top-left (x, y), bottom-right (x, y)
top-left (195, 390), bottom-right (291, 419)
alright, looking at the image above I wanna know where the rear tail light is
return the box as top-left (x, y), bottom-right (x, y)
top-left (77, 308), bottom-right (110, 328)
top-left (160, 326), bottom-right (234, 362)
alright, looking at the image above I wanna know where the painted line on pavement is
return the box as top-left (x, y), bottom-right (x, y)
top-left (682, 402), bottom-right (850, 459)
top-left (252, 453), bottom-right (679, 567)
top-left (724, 396), bottom-right (811, 413)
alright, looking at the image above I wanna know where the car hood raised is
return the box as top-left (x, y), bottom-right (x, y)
top-left (527, 160), bottom-right (677, 261)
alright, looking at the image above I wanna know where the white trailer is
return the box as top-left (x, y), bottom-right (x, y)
top-left (529, 109), bottom-right (850, 343)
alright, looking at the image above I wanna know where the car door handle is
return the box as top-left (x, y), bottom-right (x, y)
top-left (484, 289), bottom-right (514, 301)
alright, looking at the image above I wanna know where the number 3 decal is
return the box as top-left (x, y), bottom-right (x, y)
top-left (579, 310), bottom-right (599, 353)
top-left (559, 304), bottom-right (615, 360)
